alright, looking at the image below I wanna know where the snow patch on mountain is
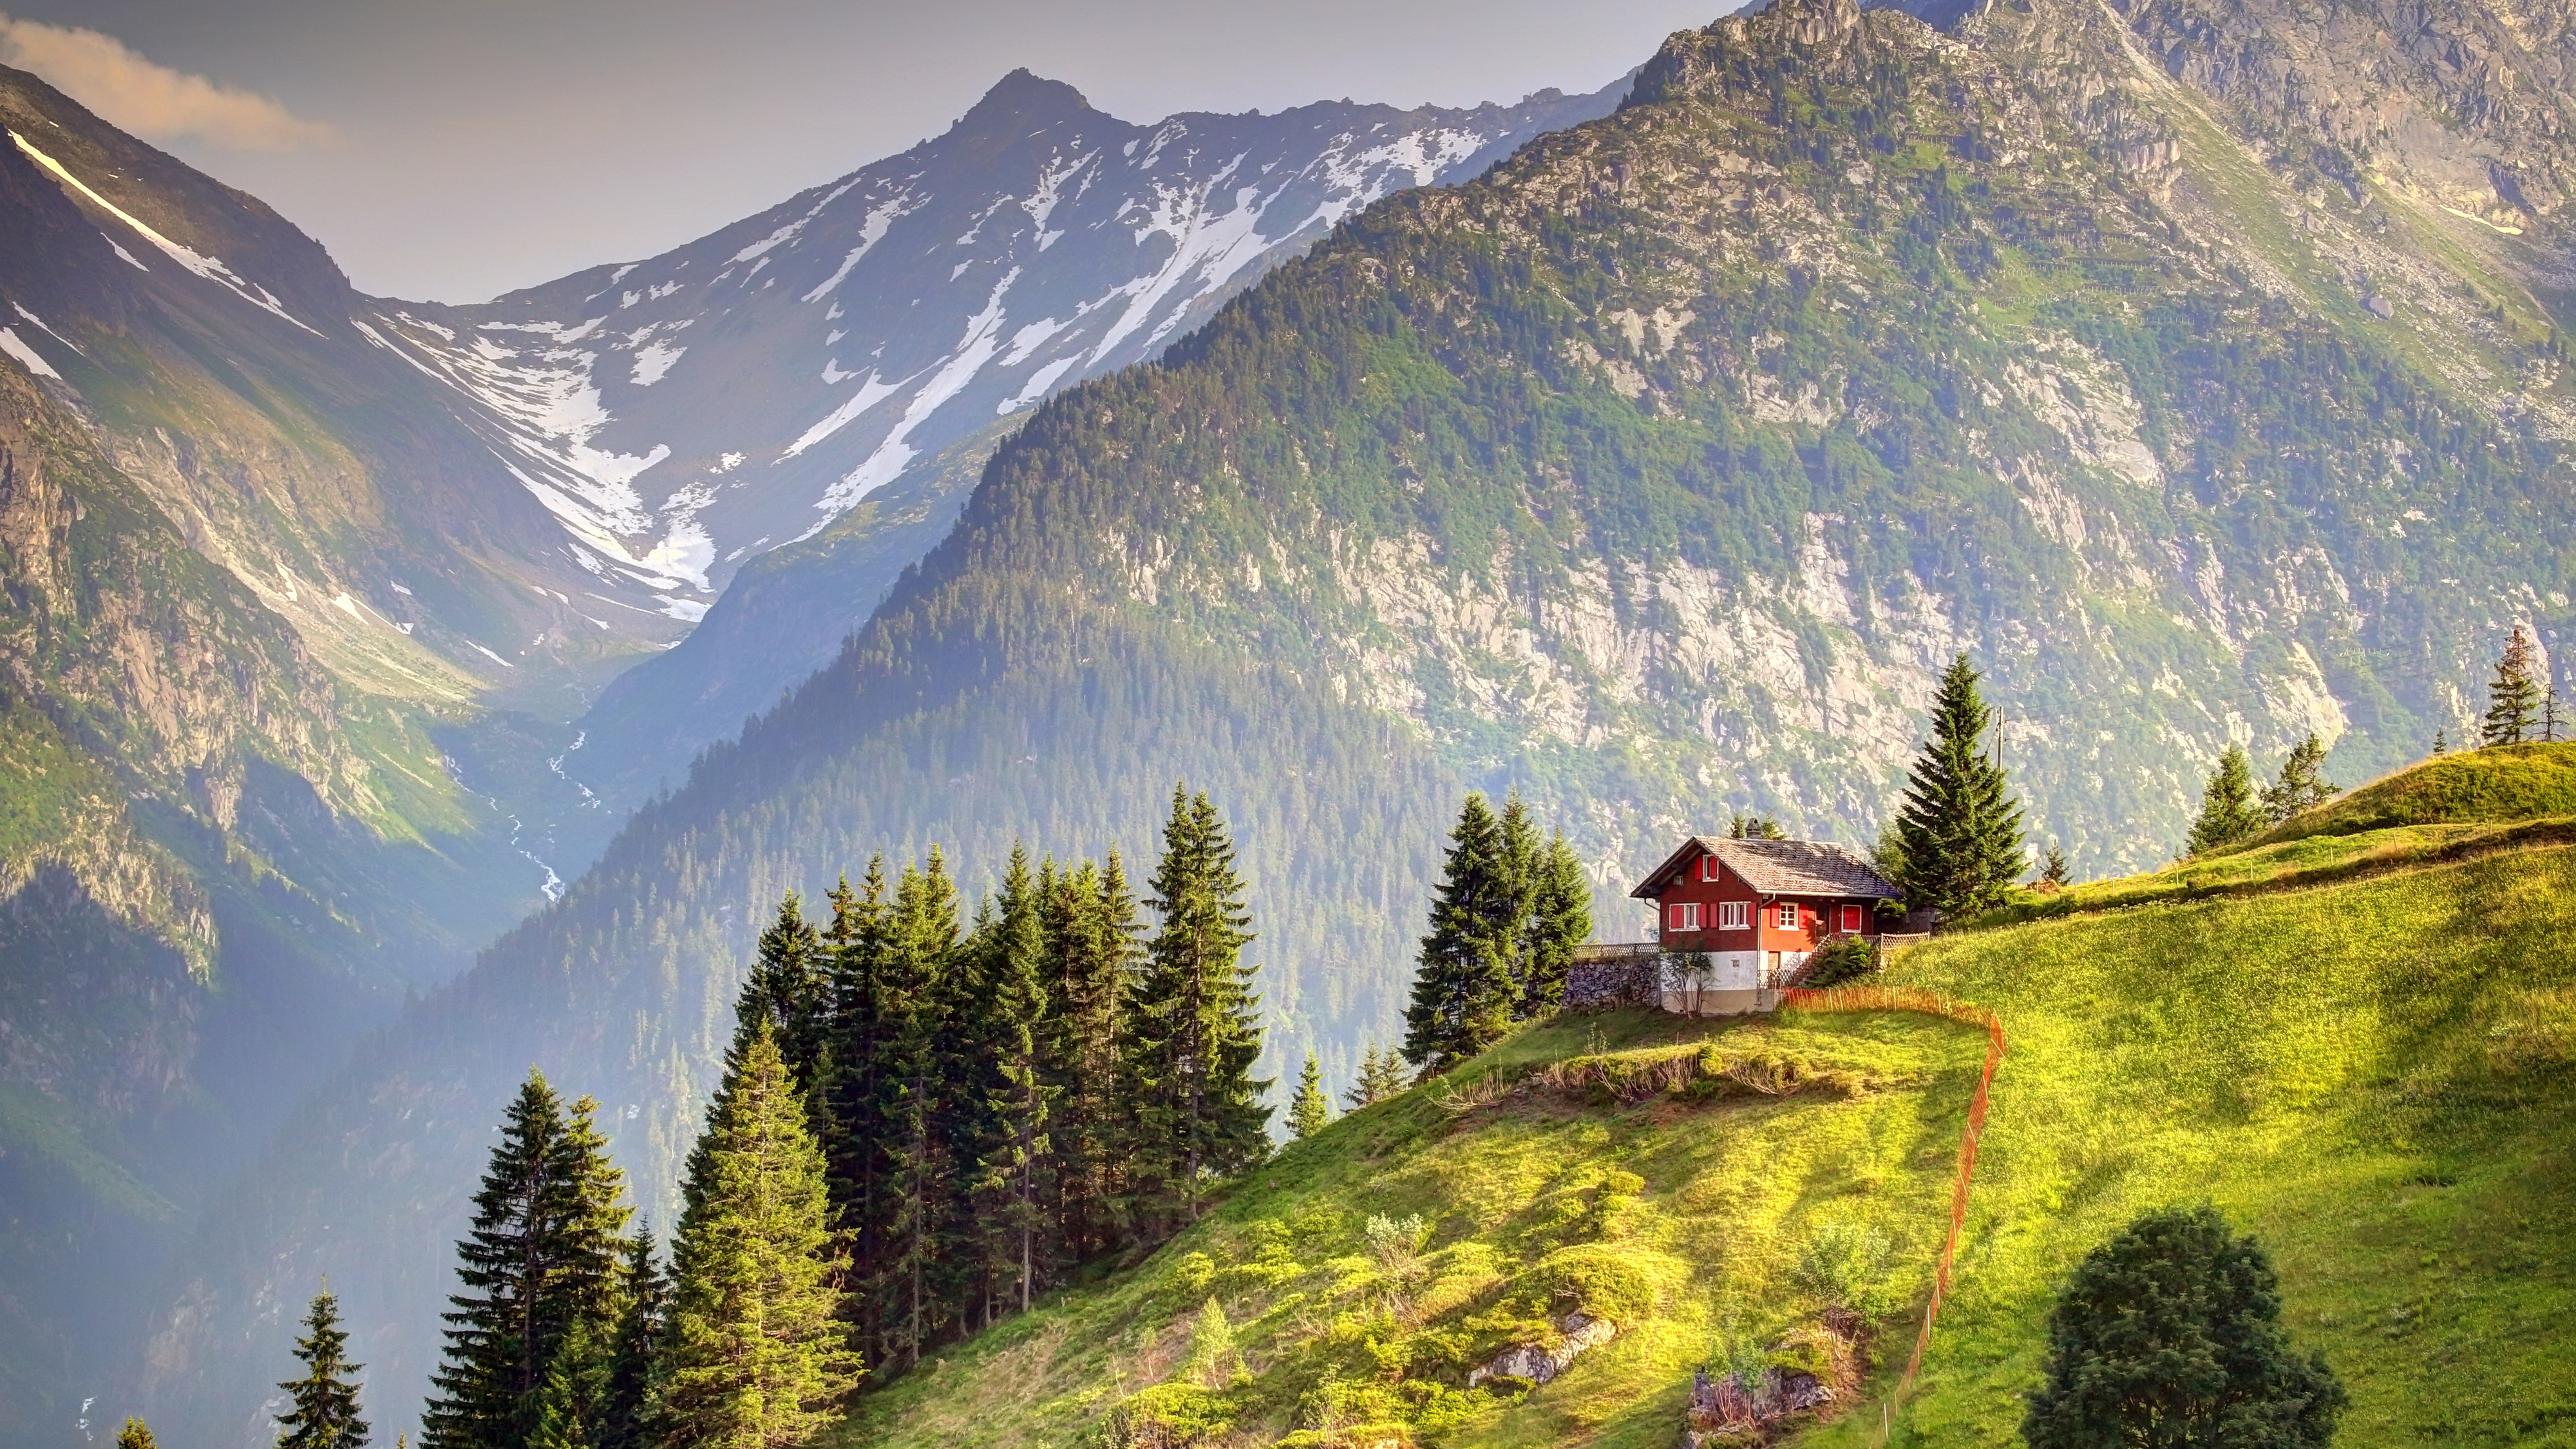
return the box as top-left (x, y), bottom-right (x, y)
top-left (12, 131), bottom-right (321, 335)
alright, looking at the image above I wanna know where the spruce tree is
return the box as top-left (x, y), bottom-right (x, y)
top-left (2432, 728), bottom-right (2448, 756)
top-left (526, 1317), bottom-right (608, 1449)
top-left (1043, 853), bottom-right (1134, 1265)
top-left (737, 892), bottom-right (831, 1118)
top-left (117, 1420), bottom-right (156, 1449)
top-left (2483, 625), bottom-right (2541, 746)
top-left (1345, 1046), bottom-right (1409, 1109)
top-left (662, 1020), bottom-right (862, 1449)
top-left (1495, 793), bottom-right (1542, 998)
top-left (2025, 1206), bottom-right (2344, 1449)
top-left (876, 853), bottom-right (961, 1368)
top-left (1519, 830), bottom-right (1593, 1015)
top-left (820, 859), bottom-right (890, 1348)
top-left (2258, 734), bottom-right (2340, 823)
top-left (424, 1072), bottom-right (627, 1449)
top-left (597, 1226), bottom-right (665, 1449)
top-left (974, 845), bottom-right (1059, 1316)
top-left (1403, 793), bottom-right (1516, 1073)
top-left (1126, 788), bottom-right (1270, 1235)
top-left (1287, 1050), bottom-right (1331, 1139)
top-left (2041, 844), bottom-right (2070, 889)
top-left (2184, 745), bottom-right (2266, 855)
top-left (1890, 655), bottom-right (2025, 918)
top-left (275, 1289), bottom-right (368, 1449)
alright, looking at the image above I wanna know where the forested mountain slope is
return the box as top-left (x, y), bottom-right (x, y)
top-left (151, 0), bottom-right (2573, 1438)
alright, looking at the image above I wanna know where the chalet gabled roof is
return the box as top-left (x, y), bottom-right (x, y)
top-left (1629, 836), bottom-right (1900, 902)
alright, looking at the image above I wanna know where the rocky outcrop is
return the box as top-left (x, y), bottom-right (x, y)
top-left (1683, 1321), bottom-right (1861, 1444)
top-left (1467, 1312), bottom-right (1619, 1388)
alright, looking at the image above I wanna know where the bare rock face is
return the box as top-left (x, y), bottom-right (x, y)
top-left (1467, 1311), bottom-right (1620, 1388)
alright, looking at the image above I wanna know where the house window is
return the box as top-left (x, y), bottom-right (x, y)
top-left (1775, 902), bottom-right (1799, 931)
top-left (1680, 902), bottom-right (1702, 931)
top-left (1719, 900), bottom-right (1750, 930)
top-left (1700, 855), bottom-right (1718, 882)
top-left (1840, 904), bottom-right (1864, 933)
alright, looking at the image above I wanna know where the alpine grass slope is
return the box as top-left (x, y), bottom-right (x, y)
top-left (152, 0), bottom-right (2576, 1439)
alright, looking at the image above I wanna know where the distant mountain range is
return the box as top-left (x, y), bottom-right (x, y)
top-left (0, 57), bottom-right (1618, 1446)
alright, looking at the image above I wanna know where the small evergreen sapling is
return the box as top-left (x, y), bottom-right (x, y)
top-left (1344, 1045), bottom-right (1409, 1109)
top-left (2024, 1206), bottom-right (2344, 1449)
top-left (276, 1289), bottom-right (368, 1449)
top-left (2483, 625), bottom-right (2541, 746)
top-left (2040, 843), bottom-right (2070, 889)
top-left (2186, 745), bottom-right (2266, 855)
top-left (2259, 734), bottom-right (2340, 823)
top-left (1287, 1050), bottom-right (1331, 1139)
top-left (116, 1421), bottom-right (156, 1449)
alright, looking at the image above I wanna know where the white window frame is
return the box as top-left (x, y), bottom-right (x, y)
top-left (1775, 901), bottom-right (1799, 931)
top-left (1840, 904), bottom-right (1864, 933)
top-left (1680, 902), bottom-right (1703, 930)
top-left (1700, 854), bottom-right (1719, 882)
top-left (1718, 900), bottom-right (1750, 931)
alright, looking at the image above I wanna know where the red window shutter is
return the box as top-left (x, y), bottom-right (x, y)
top-left (1841, 904), bottom-right (1862, 933)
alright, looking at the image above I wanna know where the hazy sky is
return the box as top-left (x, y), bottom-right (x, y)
top-left (3, 0), bottom-right (1736, 303)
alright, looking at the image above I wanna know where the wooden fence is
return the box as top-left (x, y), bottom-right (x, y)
top-left (1777, 985), bottom-right (2007, 1448)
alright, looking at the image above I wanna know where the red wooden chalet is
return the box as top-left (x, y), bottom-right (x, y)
top-left (1625, 836), bottom-right (1899, 1013)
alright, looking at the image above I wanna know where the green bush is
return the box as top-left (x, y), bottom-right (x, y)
top-left (1793, 1219), bottom-right (1900, 1323)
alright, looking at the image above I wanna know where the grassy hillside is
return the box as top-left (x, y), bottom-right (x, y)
top-left (838, 818), bottom-right (2576, 1446)
top-left (838, 1006), bottom-right (1990, 1449)
top-left (2246, 742), bottom-right (2576, 847)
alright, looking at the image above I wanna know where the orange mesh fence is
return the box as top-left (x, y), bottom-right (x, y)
top-left (1779, 985), bottom-right (2007, 1447)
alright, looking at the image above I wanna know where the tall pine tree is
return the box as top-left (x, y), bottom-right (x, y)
top-left (820, 860), bottom-right (891, 1352)
top-left (736, 892), bottom-right (831, 1121)
top-left (973, 845), bottom-right (1059, 1316)
top-left (2485, 625), bottom-right (2541, 746)
top-left (662, 1019), bottom-right (862, 1449)
top-left (1890, 655), bottom-right (2025, 918)
top-left (2184, 744), bottom-right (2265, 855)
top-left (1125, 788), bottom-right (1270, 1235)
top-left (1044, 853), bottom-right (1136, 1265)
top-left (423, 1074), bottom-right (628, 1449)
top-left (875, 853), bottom-right (962, 1368)
top-left (1403, 793), bottom-right (1517, 1072)
top-left (275, 1289), bottom-right (368, 1449)
top-left (596, 1226), bottom-right (665, 1449)
top-left (1519, 829), bottom-right (1593, 1015)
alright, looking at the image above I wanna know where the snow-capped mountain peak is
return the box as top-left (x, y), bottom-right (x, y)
top-left (365, 70), bottom-right (1626, 609)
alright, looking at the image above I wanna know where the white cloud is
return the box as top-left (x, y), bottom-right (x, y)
top-left (0, 15), bottom-right (335, 151)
